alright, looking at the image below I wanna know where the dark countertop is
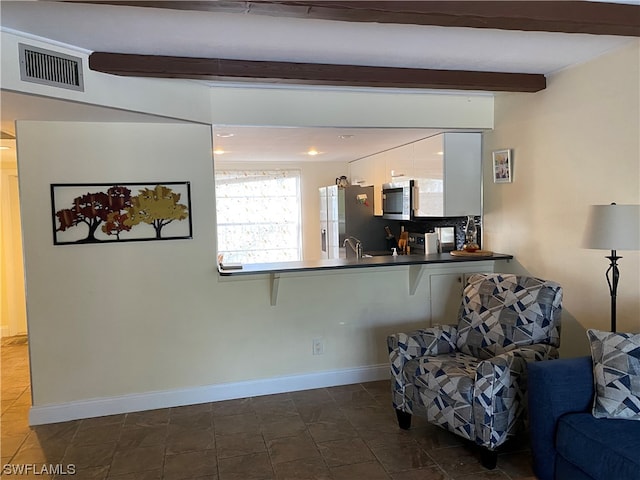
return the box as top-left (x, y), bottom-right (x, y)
top-left (218, 252), bottom-right (513, 276)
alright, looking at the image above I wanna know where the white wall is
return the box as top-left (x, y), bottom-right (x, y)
top-left (17, 122), bottom-right (215, 406)
top-left (210, 86), bottom-right (494, 128)
top-left (483, 40), bottom-right (640, 357)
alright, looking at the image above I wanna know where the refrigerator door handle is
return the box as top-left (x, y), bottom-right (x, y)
top-left (321, 228), bottom-right (327, 252)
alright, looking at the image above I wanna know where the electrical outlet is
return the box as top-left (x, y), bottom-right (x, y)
top-left (312, 338), bottom-right (324, 355)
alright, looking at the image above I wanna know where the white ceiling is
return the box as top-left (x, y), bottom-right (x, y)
top-left (0, 1), bottom-right (635, 74)
top-left (212, 126), bottom-right (449, 163)
top-left (0, 0), bottom-right (637, 163)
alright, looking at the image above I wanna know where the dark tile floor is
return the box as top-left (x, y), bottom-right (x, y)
top-left (1, 336), bottom-right (537, 479)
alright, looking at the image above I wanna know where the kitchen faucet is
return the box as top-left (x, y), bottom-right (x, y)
top-left (343, 236), bottom-right (363, 259)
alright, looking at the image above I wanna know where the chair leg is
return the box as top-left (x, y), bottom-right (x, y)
top-left (480, 448), bottom-right (498, 470)
top-left (395, 409), bottom-right (412, 430)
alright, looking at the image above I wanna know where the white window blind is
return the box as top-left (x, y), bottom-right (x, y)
top-left (215, 169), bottom-right (302, 264)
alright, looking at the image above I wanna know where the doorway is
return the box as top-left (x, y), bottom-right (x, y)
top-left (1, 159), bottom-right (28, 338)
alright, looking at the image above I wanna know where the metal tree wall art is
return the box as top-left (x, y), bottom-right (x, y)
top-left (51, 182), bottom-right (192, 245)
top-left (126, 185), bottom-right (189, 239)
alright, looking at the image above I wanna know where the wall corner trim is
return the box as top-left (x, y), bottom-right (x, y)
top-left (28, 363), bottom-right (389, 425)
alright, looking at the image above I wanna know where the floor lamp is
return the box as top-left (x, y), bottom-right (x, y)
top-left (583, 204), bottom-right (640, 332)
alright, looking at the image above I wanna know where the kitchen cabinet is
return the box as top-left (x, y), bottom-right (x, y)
top-left (349, 144), bottom-right (418, 216)
top-left (350, 132), bottom-right (481, 217)
top-left (384, 143), bottom-right (414, 182)
top-left (413, 133), bottom-right (482, 217)
top-left (349, 158), bottom-right (374, 187)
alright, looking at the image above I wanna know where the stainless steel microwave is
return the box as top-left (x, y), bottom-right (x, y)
top-left (382, 180), bottom-right (415, 220)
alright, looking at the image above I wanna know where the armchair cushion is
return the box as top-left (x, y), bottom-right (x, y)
top-left (457, 274), bottom-right (562, 359)
top-left (587, 329), bottom-right (640, 420)
top-left (406, 352), bottom-right (479, 404)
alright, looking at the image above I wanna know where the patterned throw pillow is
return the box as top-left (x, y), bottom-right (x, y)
top-left (587, 329), bottom-right (640, 420)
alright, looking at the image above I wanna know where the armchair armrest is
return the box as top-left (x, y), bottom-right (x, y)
top-left (388, 324), bottom-right (458, 375)
top-left (473, 344), bottom-right (560, 450)
top-left (527, 356), bottom-right (594, 480)
top-left (387, 324), bottom-right (457, 412)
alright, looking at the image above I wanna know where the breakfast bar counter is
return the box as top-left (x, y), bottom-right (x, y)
top-left (218, 252), bottom-right (513, 306)
top-left (218, 252), bottom-right (513, 276)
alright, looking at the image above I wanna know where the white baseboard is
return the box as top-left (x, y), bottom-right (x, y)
top-left (29, 363), bottom-right (389, 425)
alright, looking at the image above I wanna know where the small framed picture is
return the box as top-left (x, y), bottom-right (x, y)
top-left (492, 149), bottom-right (512, 183)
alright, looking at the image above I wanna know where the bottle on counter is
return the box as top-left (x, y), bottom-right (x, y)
top-left (463, 215), bottom-right (480, 252)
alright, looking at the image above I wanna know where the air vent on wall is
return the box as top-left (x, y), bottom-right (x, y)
top-left (19, 43), bottom-right (84, 92)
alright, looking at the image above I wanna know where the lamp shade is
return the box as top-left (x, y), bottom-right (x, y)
top-left (583, 204), bottom-right (640, 251)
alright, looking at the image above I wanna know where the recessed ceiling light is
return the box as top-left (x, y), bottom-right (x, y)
top-left (213, 148), bottom-right (226, 155)
top-left (338, 134), bottom-right (354, 140)
top-left (437, 151), bottom-right (444, 155)
top-left (216, 133), bottom-right (234, 138)
top-left (307, 149), bottom-right (320, 156)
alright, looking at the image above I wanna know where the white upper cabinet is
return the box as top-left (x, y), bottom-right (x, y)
top-left (349, 132), bottom-right (481, 217)
top-left (384, 143), bottom-right (414, 182)
top-left (349, 157), bottom-right (374, 187)
top-left (413, 132), bottom-right (482, 217)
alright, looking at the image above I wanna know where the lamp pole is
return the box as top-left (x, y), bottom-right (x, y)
top-left (604, 249), bottom-right (621, 333)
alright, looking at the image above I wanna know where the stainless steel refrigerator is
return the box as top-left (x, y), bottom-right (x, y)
top-left (319, 185), bottom-right (377, 259)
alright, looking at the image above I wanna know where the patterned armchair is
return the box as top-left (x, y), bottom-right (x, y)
top-left (387, 273), bottom-right (562, 469)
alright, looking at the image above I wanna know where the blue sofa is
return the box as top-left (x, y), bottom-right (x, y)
top-left (528, 357), bottom-right (640, 480)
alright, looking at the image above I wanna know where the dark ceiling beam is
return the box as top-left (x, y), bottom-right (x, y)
top-left (65, 1), bottom-right (640, 36)
top-left (89, 52), bottom-right (546, 92)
